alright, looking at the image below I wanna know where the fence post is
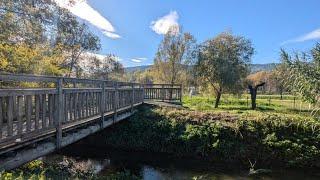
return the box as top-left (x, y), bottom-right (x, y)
top-left (131, 83), bottom-right (134, 112)
top-left (56, 78), bottom-right (63, 149)
top-left (100, 81), bottom-right (105, 128)
top-left (293, 96), bottom-right (296, 109)
top-left (113, 82), bottom-right (118, 123)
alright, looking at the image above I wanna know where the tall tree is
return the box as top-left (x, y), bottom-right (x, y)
top-left (153, 27), bottom-right (196, 85)
top-left (195, 32), bottom-right (254, 108)
top-left (55, 13), bottom-right (101, 77)
top-left (0, 0), bottom-right (58, 45)
top-left (87, 54), bottom-right (124, 80)
top-left (0, 0), bottom-right (101, 78)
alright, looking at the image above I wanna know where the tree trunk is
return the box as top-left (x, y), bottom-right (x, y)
top-left (249, 87), bottom-right (257, 110)
top-left (214, 90), bottom-right (222, 108)
top-left (248, 82), bottom-right (265, 110)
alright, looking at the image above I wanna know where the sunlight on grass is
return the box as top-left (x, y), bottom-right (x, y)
top-left (182, 95), bottom-right (317, 119)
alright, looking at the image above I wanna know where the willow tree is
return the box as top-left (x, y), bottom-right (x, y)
top-left (281, 43), bottom-right (320, 110)
top-left (153, 27), bottom-right (196, 85)
top-left (195, 32), bottom-right (254, 108)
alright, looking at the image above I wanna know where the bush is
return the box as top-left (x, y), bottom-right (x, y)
top-left (104, 105), bottom-right (320, 169)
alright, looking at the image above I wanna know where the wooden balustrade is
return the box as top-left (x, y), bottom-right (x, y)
top-left (0, 74), bottom-right (145, 152)
top-left (143, 84), bottom-right (182, 102)
top-left (0, 73), bottom-right (181, 154)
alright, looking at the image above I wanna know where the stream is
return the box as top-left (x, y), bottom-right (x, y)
top-left (42, 141), bottom-right (320, 180)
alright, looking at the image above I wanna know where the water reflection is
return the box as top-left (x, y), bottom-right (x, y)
top-left (45, 141), bottom-right (320, 180)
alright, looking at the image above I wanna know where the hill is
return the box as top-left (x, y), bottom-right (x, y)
top-left (250, 63), bottom-right (278, 73)
top-left (125, 63), bottom-right (278, 74)
top-left (125, 65), bottom-right (151, 73)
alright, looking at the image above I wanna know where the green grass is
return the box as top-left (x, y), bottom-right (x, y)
top-left (182, 94), bottom-right (318, 119)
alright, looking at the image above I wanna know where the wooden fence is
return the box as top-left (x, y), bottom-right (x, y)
top-left (144, 84), bottom-right (182, 102)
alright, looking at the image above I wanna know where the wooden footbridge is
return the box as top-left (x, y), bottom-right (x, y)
top-left (0, 74), bottom-right (182, 170)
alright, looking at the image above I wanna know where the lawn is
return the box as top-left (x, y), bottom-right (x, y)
top-left (183, 94), bottom-right (318, 120)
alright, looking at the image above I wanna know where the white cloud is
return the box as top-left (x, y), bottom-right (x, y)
top-left (131, 59), bottom-right (142, 63)
top-left (131, 57), bottom-right (147, 63)
top-left (150, 11), bottom-right (180, 35)
top-left (282, 28), bottom-right (320, 45)
top-left (103, 31), bottom-right (121, 39)
top-left (136, 57), bottom-right (147, 61)
top-left (54, 0), bottom-right (120, 39)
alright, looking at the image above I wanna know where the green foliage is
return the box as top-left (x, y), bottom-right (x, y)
top-left (195, 32), bottom-right (254, 107)
top-left (0, 0), bottom-right (103, 78)
top-left (104, 105), bottom-right (320, 169)
top-left (87, 54), bottom-right (125, 81)
top-left (280, 43), bottom-right (320, 107)
top-left (1, 160), bottom-right (140, 180)
top-left (55, 13), bottom-right (101, 77)
top-left (0, 43), bottom-right (65, 76)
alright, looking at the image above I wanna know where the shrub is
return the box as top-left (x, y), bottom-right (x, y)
top-left (104, 105), bottom-right (320, 169)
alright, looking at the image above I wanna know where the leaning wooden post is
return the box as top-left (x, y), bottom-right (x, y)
top-left (56, 78), bottom-right (63, 149)
top-left (100, 81), bottom-right (105, 128)
top-left (113, 82), bottom-right (118, 123)
top-left (131, 83), bottom-right (134, 113)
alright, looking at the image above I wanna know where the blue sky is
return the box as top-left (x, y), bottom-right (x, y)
top-left (56, 0), bottom-right (320, 67)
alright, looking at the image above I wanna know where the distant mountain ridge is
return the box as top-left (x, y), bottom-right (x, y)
top-left (125, 65), bottom-right (152, 73)
top-left (125, 63), bottom-right (278, 73)
top-left (250, 63), bottom-right (278, 73)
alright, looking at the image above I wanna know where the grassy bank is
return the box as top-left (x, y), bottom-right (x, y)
top-left (104, 105), bottom-right (320, 169)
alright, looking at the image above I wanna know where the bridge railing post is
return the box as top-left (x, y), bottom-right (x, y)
top-left (55, 77), bottom-right (63, 149)
top-left (131, 83), bottom-right (134, 112)
top-left (179, 84), bottom-right (182, 103)
top-left (113, 82), bottom-right (118, 123)
top-left (161, 84), bottom-right (165, 102)
top-left (142, 84), bottom-right (145, 103)
top-left (100, 81), bottom-right (105, 128)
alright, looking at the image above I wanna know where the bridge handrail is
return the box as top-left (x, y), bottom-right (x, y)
top-left (0, 73), bottom-right (181, 154)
